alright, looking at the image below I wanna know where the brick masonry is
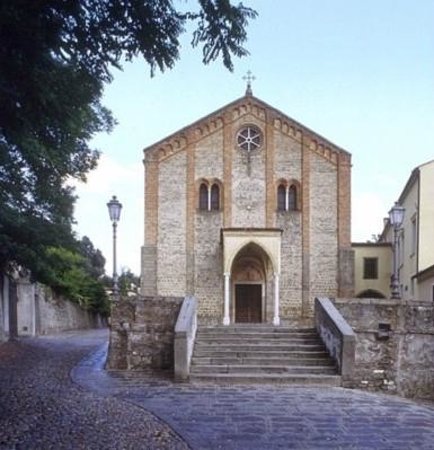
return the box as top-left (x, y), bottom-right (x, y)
top-left (140, 95), bottom-right (353, 323)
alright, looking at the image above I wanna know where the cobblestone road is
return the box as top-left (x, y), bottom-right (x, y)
top-left (2, 329), bottom-right (434, 450)
top-left (73, 334), bottom-right (434, 450)
top-left (0, 329), bottom-right (187, 450)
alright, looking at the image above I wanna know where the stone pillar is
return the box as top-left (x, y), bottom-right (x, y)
top-left (273, 272), bottom-right (280, 326)
top-left (223, 272), bottom-right (230, 325)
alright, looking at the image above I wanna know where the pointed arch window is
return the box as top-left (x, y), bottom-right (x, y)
top-left (199, 183), bottom-right (209, 210)
top-left (211, 184), bottom-right (220, 210)
top-left (276, 180), bottom-right (300, 212)
top-left (198, 179), bottom-right (222, 211)
top-left (277, 184), bottom-right (286, 211)
top-left (288, 185), bottom-right (297, 211)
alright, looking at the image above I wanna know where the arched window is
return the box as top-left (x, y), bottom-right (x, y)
top-left (198, 180), bottom-right (222, 211)
top-left (199, 183), bottom-right (208, 210)
top-left (288, 185), bottom-right (297, 211)
top-left (277, 185), bottom-right (286, 211)
top-left (210, 184), bottom-right (220, 210)
top-left (276, 180), bottom-right (301, 212)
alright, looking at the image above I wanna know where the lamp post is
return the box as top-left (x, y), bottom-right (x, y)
top-left (389, 202), bottom-right (405, 299)
top-left (107, 195), bottom-right (122, 300)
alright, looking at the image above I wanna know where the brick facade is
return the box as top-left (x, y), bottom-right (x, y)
top-left (140, 94), bottom-right (354, 323)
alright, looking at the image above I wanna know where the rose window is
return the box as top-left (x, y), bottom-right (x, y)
top-left (236, 126), bottom-right (263, 152)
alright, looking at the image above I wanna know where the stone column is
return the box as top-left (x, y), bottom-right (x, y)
top-left (273, 272), bottom-right (280, 326)
top-left (223, 272), bottom-right (230, 326)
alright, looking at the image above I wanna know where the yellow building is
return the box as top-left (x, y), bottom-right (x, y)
top-left (352, 242), bottom-right (392, 298)
top-left (379, 160), bottom-right (434, 301)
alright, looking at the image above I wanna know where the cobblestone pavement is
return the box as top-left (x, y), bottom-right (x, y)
top-left (73, 337), bottom-right (434, 450)
top-left (0, 329), bottom-right (187, 450)
top-left (2, 330), bottom-right (434, 450)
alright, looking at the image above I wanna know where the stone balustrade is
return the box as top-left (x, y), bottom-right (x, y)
top-left (314, 297), bottom-right (356, 384)
top-left (174, 296), bottom-right (197, 380)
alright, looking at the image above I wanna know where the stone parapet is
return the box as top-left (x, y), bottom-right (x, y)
top-left (333, 297), bottom-right (434, 399)
top-left (106, 295), bottom-right (183, 372)
top-left (314, 297), bottom-right (355, 383)
top-left (174, 296), bottom-right (197, 380)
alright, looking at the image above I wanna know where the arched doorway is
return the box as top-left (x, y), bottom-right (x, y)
top-left (231, 243), bottom-right (272, 323)
top-left (356, 289), bottom-right (386, 299)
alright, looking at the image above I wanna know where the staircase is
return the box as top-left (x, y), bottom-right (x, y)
top-left (189, 325), bottom-right (341, 386)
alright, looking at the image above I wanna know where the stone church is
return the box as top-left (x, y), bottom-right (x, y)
top-left (140, 85), bottom-right (353, 325)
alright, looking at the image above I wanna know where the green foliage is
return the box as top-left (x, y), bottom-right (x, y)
top-left (78, 236), bottom-right (106, 279)
top-left (44, 246), bottom-right (109, 315)
top-left (118, 269), bottom-right (140, 296)
top-left (0, 0), bottom-right (256, 282)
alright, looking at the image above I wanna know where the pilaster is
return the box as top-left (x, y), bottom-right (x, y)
top-left (186, 133), bottom-right (196, 295)
top-left (223, 111), bottom-right (233, 227)
top-left (265, 112), bottom-right (275, 228)
top-left (301, 134), bottom-right (311, 316)
top-left (337, 152), bottom-right (354, 297)
top-left (141, 152), bottom-right (158, 295)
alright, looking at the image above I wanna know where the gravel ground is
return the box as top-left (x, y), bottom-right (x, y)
top-left (0, 329), bottom-right (188, 450)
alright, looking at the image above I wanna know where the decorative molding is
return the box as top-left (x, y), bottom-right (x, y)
top-left (144, 95), bottom-right (348, 165)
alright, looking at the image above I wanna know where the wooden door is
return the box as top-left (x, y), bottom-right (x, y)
top-left (235, 284), bottom-right (262, 323)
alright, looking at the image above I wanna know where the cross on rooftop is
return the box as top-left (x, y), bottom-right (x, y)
top-left (243, 70), bottom-right (255, 96)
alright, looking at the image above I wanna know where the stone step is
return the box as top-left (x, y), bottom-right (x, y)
top-left (194, 343), bottom-right (326, 352)
top-left (198, 326), bottom-right (316, 334)
top-left (193, 350), bottom-right (330, 359)
top-left (189, 372), bottom-right (342, 386)
top-left (195, 339), bottom-right (323, 346)
top-left (196, 334), bottom-right (321, 342)
top-left (190, 364), bottom-right (337, 375)
top-left (190, 326), bottom-right (338, 385)
top-left (192, 356), bottom-right (335, 366)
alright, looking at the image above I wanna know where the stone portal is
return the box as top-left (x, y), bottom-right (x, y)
top-left (222, 229), bottom-right (282, 325)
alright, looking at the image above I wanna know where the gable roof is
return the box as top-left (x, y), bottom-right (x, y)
top-left (142, 93), bottom-right (351, 165)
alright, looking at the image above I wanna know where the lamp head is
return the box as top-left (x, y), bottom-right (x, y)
top-left (107, 195), bottom-right (122, 222)
top-left (388, 202), bottom-right (405, 228)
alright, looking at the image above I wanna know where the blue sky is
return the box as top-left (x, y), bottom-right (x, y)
top-left (73, 0), bottom-right (434, 275)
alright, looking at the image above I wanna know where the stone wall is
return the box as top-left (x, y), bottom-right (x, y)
top-left (231, 115), bottom-right (266, 228)
top-left (334, 298), bottom-right (434, 399)
top-left (0, 274), bottom-right (105, 339)
top-left (310, 153), bottom-right (338, 304)
top-left (194, 212), bottom-right (223, 323)
top-left (277, 212), bottom-right (303, 316)
top-left (107, 296), bottom-right (183, 372)
top-left (34, 285), bottom-right (104, 335)
top-left (157, 152), bottom-right (187, 296)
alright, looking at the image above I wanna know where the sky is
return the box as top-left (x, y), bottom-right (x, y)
top-left (73, 0), bottom-right (434, 276)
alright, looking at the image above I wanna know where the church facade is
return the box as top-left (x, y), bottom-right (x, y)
top-left (140, 90), bottom-right (353, 325)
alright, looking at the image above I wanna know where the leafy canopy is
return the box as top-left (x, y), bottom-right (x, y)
top-left (44, 244), bottom-right (109, 315)
top-left (0, 0), bottom-right (256, 282)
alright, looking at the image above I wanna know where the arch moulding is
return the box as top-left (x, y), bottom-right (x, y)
top-left (221, 228), bottom-right (282, 275)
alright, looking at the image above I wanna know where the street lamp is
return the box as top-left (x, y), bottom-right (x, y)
top-left (388, 202), bottom-right (405, 299)
top-left (107, 195), bottom-right (122, 300)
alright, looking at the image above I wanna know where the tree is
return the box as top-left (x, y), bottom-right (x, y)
top-left (78, 236), bottom-right (106, 279)
top-left (118, 269), bottom-right (140, 296)
top-left (43, 246), bottom-right (109, 315)
top-left (0, 0), bottom-right (256, 282)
